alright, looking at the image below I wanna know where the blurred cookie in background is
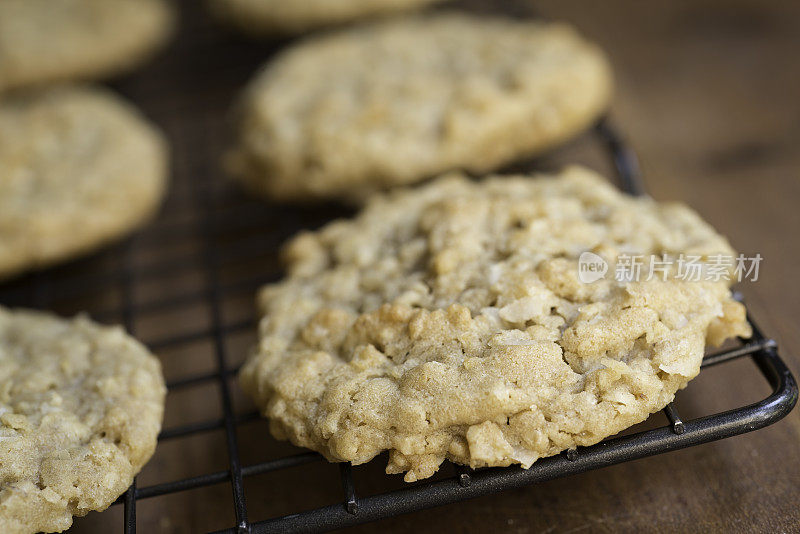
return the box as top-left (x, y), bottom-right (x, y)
top-left (227, 14), bottom-right (613, 202)
top-left (0, 0), bottom-right (174, 92)
top-left (207, 0), bottom-right (443, 37)
top-left (0, 85), bottom-right (169, 280)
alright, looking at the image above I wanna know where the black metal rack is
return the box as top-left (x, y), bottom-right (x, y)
top-left (0, 5), bottom-right (796, 533)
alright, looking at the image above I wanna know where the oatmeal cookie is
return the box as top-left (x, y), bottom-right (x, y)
top-left (208, 0), bottom-right (442, 36)
top-left (240, 166), bottom-right (751, 482)
top-left (0, 0), bottom-right (173, 92)
top-left (0, 85), bottom-right (169, 280)
top-left (0, 307), bottom-right (166, 534)
top-left (228, 14), bottom-right (613, 201)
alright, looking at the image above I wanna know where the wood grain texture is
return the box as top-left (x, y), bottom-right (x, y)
top-left (46, 0), bottom-right (800, 531)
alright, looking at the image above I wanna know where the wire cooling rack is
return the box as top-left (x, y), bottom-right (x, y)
top-left (0, 4), bottom-right (797, 534)
top-left (1, 120), bottom-right (796, 534)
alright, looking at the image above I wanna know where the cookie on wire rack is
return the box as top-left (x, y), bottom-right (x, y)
top-left (227, 13), bottom-right (613, 202)
top-left (0, 0), bottom-right (174, 92)
top-left (0, 307), bottom-right (166, 534)
top-left (0, 85), bottom-right (169, 281)
top-left (207, 0), bottom-right (444, 36)
top-left (240, 166), bottom-right (751, 482)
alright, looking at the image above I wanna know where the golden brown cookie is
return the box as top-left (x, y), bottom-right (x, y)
top-left (0, 0), bottom-right (173, 92)
top-left (0, 307), bottom-right (166, 534)
top-left (208, 0), bottom-right (443, 36)
top-left (228, 14), bottom-right (613, 201)
top-left (240, 166), bottom-right (750, 482)
top-left (0, 85), bottom-right (169, 280)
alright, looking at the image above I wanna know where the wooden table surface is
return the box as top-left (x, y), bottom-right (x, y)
top-left (52, 0), bottom-right (800, 532)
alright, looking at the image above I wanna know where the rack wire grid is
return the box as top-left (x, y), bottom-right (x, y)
top-left (1, 5), bottom-right (797, 534)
